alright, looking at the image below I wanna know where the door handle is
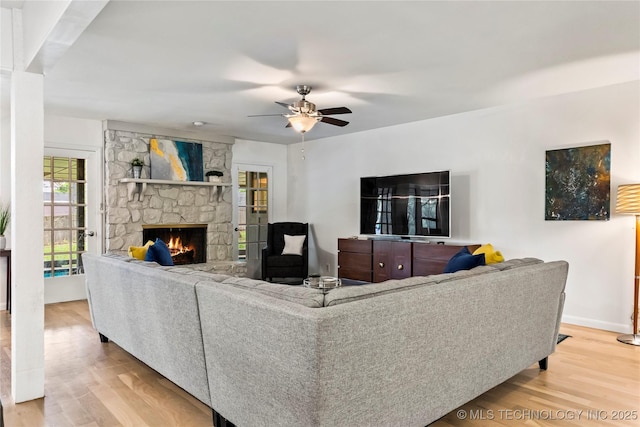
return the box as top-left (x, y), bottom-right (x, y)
top-left (86, 231), bottom-right (95, 237)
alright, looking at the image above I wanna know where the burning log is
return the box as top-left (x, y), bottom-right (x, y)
top-left (166, 236), bottom-right (196, 265)
top-left (172, 249), bottom-right (196, 265)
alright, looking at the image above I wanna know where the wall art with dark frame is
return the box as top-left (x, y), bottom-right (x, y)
top-left (545, 142), bottom-right (611, 221)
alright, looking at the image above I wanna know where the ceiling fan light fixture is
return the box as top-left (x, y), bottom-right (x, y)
top-left (288, 115), bottom-right (319, 133)
top-left (249, 85), bottom-right (351, 133)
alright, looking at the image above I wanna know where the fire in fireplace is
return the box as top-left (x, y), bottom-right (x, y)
top-left (142, 224), bottom-right (207, 265)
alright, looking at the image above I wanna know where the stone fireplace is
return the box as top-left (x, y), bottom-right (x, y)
top-left (143, 224), bottom-right (207, 265)
top-left (103, 126), bottom-right (244, 275)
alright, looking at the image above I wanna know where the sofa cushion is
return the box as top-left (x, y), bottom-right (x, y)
top-left (103, 252), bottom-right (134, 262)
top-left (128, 259), bottom-right (174, 270)
top-left (325, 265), bottom-right (499, 307)
top-left (165, 267), bottom-right (233, 283)
top-left (324, 276), bottom-right (438, 306)
top-left (472, 243), bottom-right (505, 264)
top-left (443, 246), bottom-right (486, 273)
top-left (128, 240), bottom-right (155, 260)
top-left (220, 277), bottom-right (325, 308)
top-left (282, 234), bottom-right (306, 255)
top-left (427, 265), bottom-right (499, 284)
top-left (491, 258), bottom-right (543, 270)
top-left (145, 238), bottom-right (174, 266)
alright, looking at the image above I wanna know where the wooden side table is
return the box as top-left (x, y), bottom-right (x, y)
top-left (0, 249), bottom-right (10, 313)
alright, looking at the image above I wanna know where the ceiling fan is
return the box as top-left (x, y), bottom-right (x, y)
top-left (249, 85), bottom-right (352, 133)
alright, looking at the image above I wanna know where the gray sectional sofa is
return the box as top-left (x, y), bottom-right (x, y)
top-left (82, 252), bottom-right (568, 427)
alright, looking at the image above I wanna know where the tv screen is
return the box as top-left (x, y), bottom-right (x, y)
top-left (360, 171), bottom-right (450, 238)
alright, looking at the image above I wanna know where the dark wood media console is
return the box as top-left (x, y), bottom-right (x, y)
top-left (338, 238), bottom-right (480, 282)
top-left (336, 239), bottom-right (373, 281)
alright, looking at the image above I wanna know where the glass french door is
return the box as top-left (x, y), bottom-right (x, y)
top-left (43, 148), bottom-right (101, 303)
top-left (234, 165), bottom-right (271, 279)
top-left (43, 156), bottom-right (87, 277)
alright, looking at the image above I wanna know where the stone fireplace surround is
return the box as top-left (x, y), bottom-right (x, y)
top-left (104, 127), bottom-right (245, 275)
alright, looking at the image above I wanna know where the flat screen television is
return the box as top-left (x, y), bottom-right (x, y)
top-left (360, 170), bottom-right (450, 238)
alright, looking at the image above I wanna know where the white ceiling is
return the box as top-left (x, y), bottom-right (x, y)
top-left (2, 1), bottom-right (639, 144)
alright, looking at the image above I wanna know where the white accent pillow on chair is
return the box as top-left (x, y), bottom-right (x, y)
top-left (282, 234), bottom-right (306, 255)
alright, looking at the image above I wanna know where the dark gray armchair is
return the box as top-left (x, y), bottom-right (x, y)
top-left (261, 222), bottom-right (309, 282)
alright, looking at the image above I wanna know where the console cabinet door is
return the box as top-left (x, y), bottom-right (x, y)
top-left (373, 241), bottom-right (412, 282)
top-left (373, 241), bottom-right (392, 282)
top-left (391, 242), bottom-right (412, 280)
top-left (412, 244), bottom-right (480, 276)
top-left (338, 239), bottom-right (372, 282)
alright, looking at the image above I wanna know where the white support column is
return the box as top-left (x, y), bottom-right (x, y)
top-left (10, 70), bottom-right (45, 403)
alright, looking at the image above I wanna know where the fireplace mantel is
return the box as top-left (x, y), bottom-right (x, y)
top-left (119, 178), bottom-right (231, 202)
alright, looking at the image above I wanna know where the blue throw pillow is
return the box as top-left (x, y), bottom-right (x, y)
top-left (144, 238), bottom-right (174, 266)
top-left (443, 246), bottom-right (485, 273)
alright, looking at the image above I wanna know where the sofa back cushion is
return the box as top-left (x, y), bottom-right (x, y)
top-left (491, 257), bottom-right (543, 270)
top-left (325, 265), bottom-right (498, 307)
top-left (220, 277), bottom-right (325, 308)
top-left (162, 267), bottom-right (233, 283)
top-left (324, 259), bottom-right (543, 307)
top-left (324, 276), bottom-right (436, 307)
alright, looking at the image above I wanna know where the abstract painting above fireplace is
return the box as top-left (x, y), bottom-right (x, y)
top-left (150, 138), bottom-right (204, 182)
top-left (142, 224), bottom-right (207, 265)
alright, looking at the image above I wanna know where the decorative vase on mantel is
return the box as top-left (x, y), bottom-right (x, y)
top-left (131, 158), bottom-right (144, 179)
top-left (0, 236), bottom-right (5, 250)
top-left (206, 170), bottom-right (223, 183)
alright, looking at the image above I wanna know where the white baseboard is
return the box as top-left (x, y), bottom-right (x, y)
top-left (44, 280), bottom-right (87, 304)
top-left (562, 314), bottom-right (631, 334)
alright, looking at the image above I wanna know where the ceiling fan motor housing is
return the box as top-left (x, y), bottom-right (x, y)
top-left (296, 85), bottom-right (313, 97)
top-left (293, 100), bottom-right (317, 114)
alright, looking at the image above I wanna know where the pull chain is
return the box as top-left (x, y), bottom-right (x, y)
top-left (301, 132), bottom-right (306, 160)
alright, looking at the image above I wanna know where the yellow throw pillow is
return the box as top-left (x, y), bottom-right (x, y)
top-left (473, 243), bottom-right (505, 264)
top-left (128, 240), bottom-right (155, 260)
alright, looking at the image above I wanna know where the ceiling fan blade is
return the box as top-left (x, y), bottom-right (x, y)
top-left (275, 101), bottom-right (291, 109)
top-left (317, 106), bottom-right (352, 115)
top-left (320, 116), bottom-right (349, 127)
top-left (285, 122), bottom-right (292, 128)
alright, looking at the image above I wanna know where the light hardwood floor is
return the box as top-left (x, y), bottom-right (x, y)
top-left (1, 300), bottom-right (639, 427)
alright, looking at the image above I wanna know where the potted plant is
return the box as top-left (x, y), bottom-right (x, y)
top-left (0, 204), bottom-right (10, 250)
top-left (205, 170), bottom-right (223, 183)
top-left (131, 158), bottom-right (144, 179)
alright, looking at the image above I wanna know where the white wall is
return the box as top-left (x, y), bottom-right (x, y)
top-left (45, 115), bottom-right (103, 148)
top-left (289, 81), bottom-right (640, 333)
